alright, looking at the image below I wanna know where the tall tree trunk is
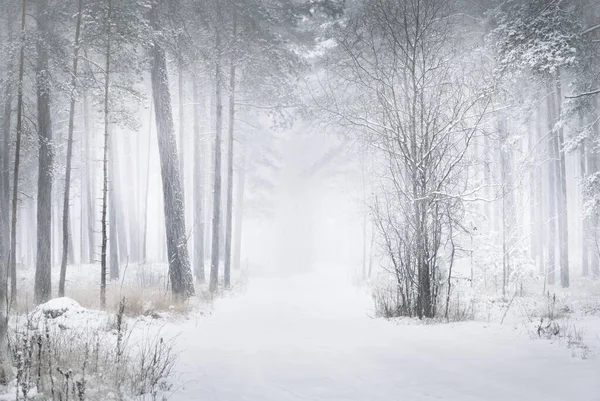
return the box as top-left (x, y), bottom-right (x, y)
top-left (554, 75), bottom-right (569, 288)
top-left (34, 0), bottom-right (54, 305)
top-left (1, 4), bottom-right (13, 276)
top-left (149, 2), bottom-right (194, 298)
top-left (545, 85), bottom-right (558, 286)
top-left (528, 123), bottom-right (537, 264)
top-left (100, 0), bottom-right (113, 309)
top-left (59, 0), bottom-right (83, 297)
top-left (111, 131), bottom-right (128, 265)
top-left (232, 146), bottom-right (246, 272)
top-left (535, 110), bottom-right (546, 276)
top-left (142, 102), bottom-right (152, 264)
top-left (83, 91), bottom-right (95, 263)
top-left (0, 1), bottom-right (15, 384)
top-left (589, 98), bottom-right (600, 278)
top-left (125, 133), bottom-right (139, 263)
top-left (209, 1), bottom-right (223, 294)
top-left (9, 0), bottom-right (27, 305)
top-left (224, 11), bottom-right (237, 289)
top-left (109, 128), bottom-right (119, 280)
top-left (193, 77), bottom-right (205, 283)
top-left (178, 62), bottom-right (186, 205)
top-left (580, 130), bottom-right (589, 277)
top-left (483, 133), bottom-right (492, 226)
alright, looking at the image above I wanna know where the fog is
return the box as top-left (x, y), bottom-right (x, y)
top-left (0, 0), bottom-right (599, 399)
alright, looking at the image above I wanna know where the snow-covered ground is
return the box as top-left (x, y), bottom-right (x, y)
top-left (158, 269), bottom-right (600, 401)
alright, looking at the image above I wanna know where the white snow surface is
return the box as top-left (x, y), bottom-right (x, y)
top-left (162, 270), bottom-right (600, 401)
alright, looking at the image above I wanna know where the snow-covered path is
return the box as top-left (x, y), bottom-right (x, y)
top-left (168, 271), bottom-right (599, 401)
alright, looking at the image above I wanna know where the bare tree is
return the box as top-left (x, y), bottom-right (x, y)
top-left (319, 0), bottom-right (489, 318)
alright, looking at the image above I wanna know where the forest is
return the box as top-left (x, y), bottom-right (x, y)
top-left (0, 0), bottom-right (599, 400)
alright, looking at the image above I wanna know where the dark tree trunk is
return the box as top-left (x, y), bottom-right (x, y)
top-left (193, 78), bottom-right (205, 283)
top-left (0, 1), bottom-right (15, 384)
top-left (9, 0), bottom-right (27, 305)
top-left (34, 0), bottom-right (54, 305)
top-left (59, 0), bottom-right (83, 297)
top-left (209, 0), bottom-right (223, 294)
top-left (100, 0), bottom-right (113, 308)
top-left (149, 3), bottom-right (195, 298)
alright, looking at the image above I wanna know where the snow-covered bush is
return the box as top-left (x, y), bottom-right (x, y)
top-left (7, 297), bottom-right (177, 400)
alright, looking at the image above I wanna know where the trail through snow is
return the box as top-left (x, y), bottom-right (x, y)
top-left (167, 271), bottom-right (599, 401)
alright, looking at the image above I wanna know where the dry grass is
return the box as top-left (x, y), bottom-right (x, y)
top-left (11, 264), bottom-right (194, 318)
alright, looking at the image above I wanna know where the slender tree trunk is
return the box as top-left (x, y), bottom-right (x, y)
top-left (589, 98), bottom-right (600, 278)
top-left (83, 91), bottom-right (95, 263)
top-left (142, 102), bottom-right (153, 264)
top-left (224, 12), bottom-right (237, 289)
top-left (193, 77), bottom-right (205, 283)
top-left (100, 0), bottom-right (113, 308)
top-left (210, 1), bottom-right (223, 294)
top-left (149, 2), bottom-right (194, 298)
top-left (178, 62), bottom-right (186, 205)
top-left (483, 133), bottom-right (492, 226)
top-left (59, 0), bottom-right (83, 297)
top-left (232, 146), bottom-right (246, 272)
top-left (125, 133), bottom-right (139, 263)
top-left (0, 1), bottom-right (15, 384)
top-left (535, 110), bottom-right (545, 276)
top-left (9, 0), bottom-right (27, 305)
top-left (580, 129), bottom-right (589, 277)
top-left (111, 131), bottom-right (128, 265)
top-left (554, 75), bottom-right (569, 288)
top-left (528, 124), bottom-right (537, 264)
top-left (546, 86), bottom-right (558, 286)
top-left (109, 128), bottom-right (119, 280)
top-left (34, 0), bottom-right (54, 305)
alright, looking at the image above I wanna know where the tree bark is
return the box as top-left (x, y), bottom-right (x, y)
top-left (209, 0), bottom-right (223, 294)
top-left (9, 0), bottom-right (27, 305)
top-left (178, 62), bottom-right (186, 206)
top-left (34, 0), bottom-right (54, 305)
top-left (100, 0), bottom-right (113, 308)
top-left (82, 90), bottom-right (95, 264)
top-left (149, 2), bottom-right (195, 298)
top-left (0, 1), bottom-right (15, 384)
top-left (59, 0), bottom-right (83, 297)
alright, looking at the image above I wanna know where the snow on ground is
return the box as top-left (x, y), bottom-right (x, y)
top-left (157, 269), bottom-right (600, 401)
